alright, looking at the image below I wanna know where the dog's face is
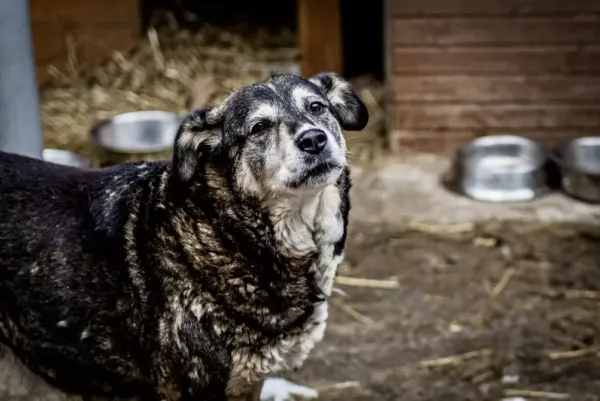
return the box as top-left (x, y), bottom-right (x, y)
top-left (173, 72), bottom-right (368, 196)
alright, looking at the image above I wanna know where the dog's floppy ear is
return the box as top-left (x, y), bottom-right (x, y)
top-left (172, 106), bottom-right (224, 182)
top-left (309, 72), bottom-right (369, 131)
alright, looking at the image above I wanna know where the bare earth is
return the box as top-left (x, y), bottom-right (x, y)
top-left (287, 155), bottom-right (600, 401)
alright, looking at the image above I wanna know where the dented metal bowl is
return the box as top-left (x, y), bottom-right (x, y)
top-left (457, 135), bottom-right (549, 202)
top-left (90, 110), bottom-right (181, 154)
top-left (550, 136), bottom-right (600, 203)
top-left (42, 148), bottom-right (91, 168)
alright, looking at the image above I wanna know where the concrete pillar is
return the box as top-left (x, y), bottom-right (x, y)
top-left (0, 0), bottom-right (44, 159)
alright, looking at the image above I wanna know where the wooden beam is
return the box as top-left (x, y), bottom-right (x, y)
top-left (30, 0), bottom-right (141, 85)
top-left (298, 0), bottom-right (342, 77)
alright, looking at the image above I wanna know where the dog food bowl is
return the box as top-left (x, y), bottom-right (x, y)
top-left (457, 135), bottom-right (549, 202)
top-left (42, 148), bottom-right (91, 168)
top-left (550, 136), bottom-right (600, 203)
top-left (90, 110), bottom-right (182, 154)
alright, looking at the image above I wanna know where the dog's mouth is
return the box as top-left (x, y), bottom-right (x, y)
top-left (287, 162), bottom-right (343, 189)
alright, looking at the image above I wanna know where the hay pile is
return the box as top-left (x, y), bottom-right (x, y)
top-left (39, 18), bottom-right (387, 166)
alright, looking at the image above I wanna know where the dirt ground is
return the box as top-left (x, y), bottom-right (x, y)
top-left (289, 219), bottom-right (600, 401)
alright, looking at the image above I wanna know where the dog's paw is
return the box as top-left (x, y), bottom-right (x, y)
top-left (260, 378), bottom-right (318, 401)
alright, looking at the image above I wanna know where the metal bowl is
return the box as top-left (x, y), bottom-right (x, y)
top-left (90, 111), bottom-right (181, 154)
top-left (42, 148), bottom-right (91, 168)
top-left (550, 136), bottom-right (600, 203)
top-left (457, 135), bottom-right (549, 202)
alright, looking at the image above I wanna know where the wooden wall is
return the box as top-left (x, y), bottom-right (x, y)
top-left (299, 0), bottom-right (343, 77)
top-left (30, 0), bottom-right (141, 85)
top-left (386, 0), bottom-right (600, 155)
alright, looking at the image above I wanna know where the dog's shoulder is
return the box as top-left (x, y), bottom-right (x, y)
top-left (89, 160), bottom-right (169, 238)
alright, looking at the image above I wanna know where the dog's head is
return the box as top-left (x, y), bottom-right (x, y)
top-left (172, 72), bottom-right (368, 196)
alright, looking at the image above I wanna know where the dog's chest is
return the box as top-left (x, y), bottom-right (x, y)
top-left (270, 185), bottom-right (346, 369)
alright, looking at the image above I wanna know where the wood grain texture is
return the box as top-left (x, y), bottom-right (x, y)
top-left (298, 0), bottom-right (343, 77)
top-left (30, 0), bottom-right (140, 24)
top-left (394, 76), bottom-right (600, 102)
top-left (30, 22), bottom-right (67, 63)
top-left (30, 0), bottom-right (141, 85)
top-left (384, 0), bottom-right (600, 154)
top-left (393, 47), bottom-right (600, 75)
top-left (395, 104), bottom-right (600, 129)
top-left (391, 129), bottom-right (597, 155)
top-left (391, 0), bottom-right (600, 16)
top-left (393, 17), bottom-right (600, 45)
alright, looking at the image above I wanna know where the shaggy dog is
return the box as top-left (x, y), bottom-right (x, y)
top-left (0, 72), bottom-right (368, 401)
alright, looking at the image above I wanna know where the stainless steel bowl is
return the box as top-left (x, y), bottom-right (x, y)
top-left (550, 136), bottom-right (600, 203)
top-left (90, 111), bottom-right (181, 154)
top-left (457, 135), bottom-right (549, 202)
top-left (42, 148), bottom-right (91, 168)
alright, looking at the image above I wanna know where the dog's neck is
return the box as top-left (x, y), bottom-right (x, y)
top-left (165, 161), bottom-right (349, 297)
top-left (266, 184), bottom-right (345, 297)
top-left (266, 185), bottom-right (342, 254)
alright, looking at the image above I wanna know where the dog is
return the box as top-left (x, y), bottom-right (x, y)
top-left (0, 72), bottom-right (368, 401)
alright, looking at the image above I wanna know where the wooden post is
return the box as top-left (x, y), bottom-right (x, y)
top-left (298, 0), bottom-right (343, 77)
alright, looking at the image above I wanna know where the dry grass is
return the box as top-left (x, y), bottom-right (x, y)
top-left (39, 14), bottom-right (388, 167)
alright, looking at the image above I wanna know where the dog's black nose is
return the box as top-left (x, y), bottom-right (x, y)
top-left (296, 130), bottom-right (328, 155)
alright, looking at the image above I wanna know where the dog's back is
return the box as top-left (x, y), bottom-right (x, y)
top-left (0, 150), bottom-right (96, 243)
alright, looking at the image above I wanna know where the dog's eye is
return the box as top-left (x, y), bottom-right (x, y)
top-left (250, 121), bottom-right (270, 135)
top-left (309, 102), bottom-right (325, 114)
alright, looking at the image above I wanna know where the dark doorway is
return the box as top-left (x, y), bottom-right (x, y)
top-left (341, 0), bottom-right (384, 80)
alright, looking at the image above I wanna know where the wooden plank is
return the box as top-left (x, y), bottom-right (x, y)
top-left (298, 0), bottom-right (343, 77)
top-left (391, 129), bottom-right (596, 155)
top-left (33, 24), bottom-right (140, 83)
top-left (69, 25), bottom-right (141, 60)
top-left (31, 23), bottom-right (139, 61)
top-left (30, 0), bottom-right (141, 86)
top-left (393, 18), bottom-right (600, 46)
top-left (390, 130), bottom-right (597, 156)
top-left (393, 47), bottom-right (600, 75)
top-left (394, 104), bottom-right (600, 129)
top-left (36, 66), bottom-right (53, 85)
top-left (394, 76), bottom-right (600, 102)
top-left (30, 22), bottom-right (67, 63)
top-left (391, 0), bottom-right (600, 16)
top-left (384, 0), bottom-right (397, 143)
top-left (30, 0), bottom-right (140, 24)
top-left (391, 131), bottom-right (475, 154)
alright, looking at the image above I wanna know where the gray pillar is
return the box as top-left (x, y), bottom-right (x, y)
top-left (0, 0), bottom-right (44, 159)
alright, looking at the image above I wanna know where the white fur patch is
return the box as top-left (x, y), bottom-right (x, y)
top-left (248, 104), bottom-right (278, 124)
top-left (260, 378), bottom-right (318, 401)
top-left (266, 183), bottom-right (344, 372)
top-left (291, 87), bottom-right (315, 110)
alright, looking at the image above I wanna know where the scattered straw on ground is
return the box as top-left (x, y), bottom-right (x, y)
top-left (334, 276), bottom-right (399, 289)
top-left (415, 348), bottom-right (494, 368)
top-left (503, 389), bottom-right (570, 399)
top-left (475, 267), bottom-right (516, 327)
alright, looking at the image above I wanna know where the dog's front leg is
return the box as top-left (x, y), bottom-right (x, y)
top-left (259, 378), bottom-right (318, 401)
top-left (153, 364), bottom-right (230, 401)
